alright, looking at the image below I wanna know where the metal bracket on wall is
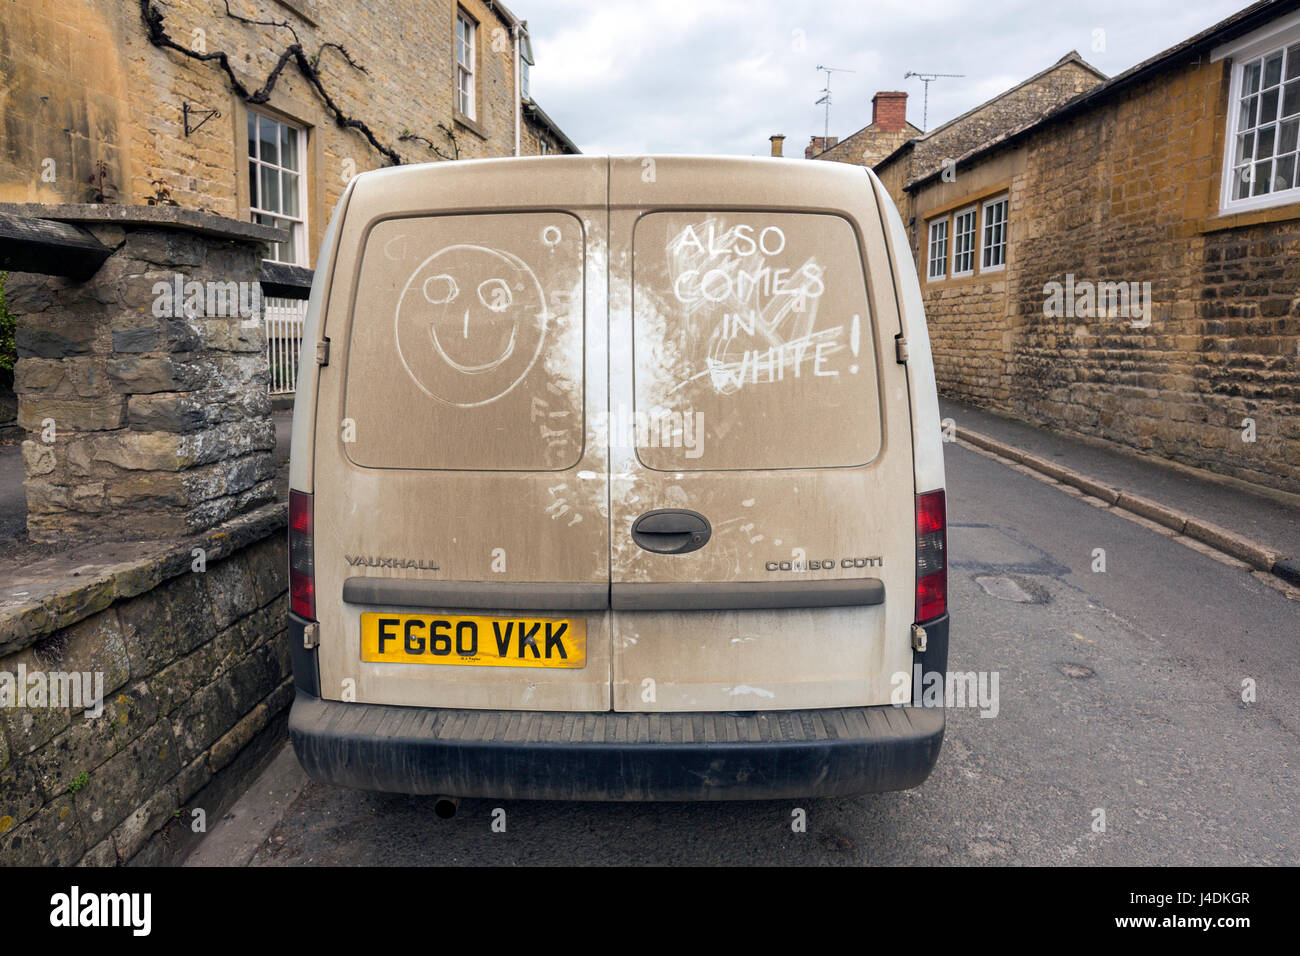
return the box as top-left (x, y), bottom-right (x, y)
top-left (182, 102), bottom-right (222, 137)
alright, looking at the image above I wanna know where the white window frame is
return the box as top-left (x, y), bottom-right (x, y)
top-left (926, 218), bottom-right (949, 281)
top-left (1213, 10), bottom-right (1300, 214)
top-left (247, 109), bottom-right (308, 266)
top-left (456, 10), bottom-right (477, 120)
top-left (951, 205), bottom-right (977, 278)
top-left (980, 196), bottom-right (1008, 273)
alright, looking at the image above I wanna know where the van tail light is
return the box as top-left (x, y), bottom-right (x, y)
top-left (289, 490), bottom-right (316, 621)
top-left (915, 490), bottom-right (947, 623)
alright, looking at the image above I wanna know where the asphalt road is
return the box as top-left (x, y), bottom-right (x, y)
top-left (235, 440), bottom-right (1299, 865)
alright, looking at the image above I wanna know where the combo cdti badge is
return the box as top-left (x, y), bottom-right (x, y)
top-left (286, 155), bottom-right (951, 801)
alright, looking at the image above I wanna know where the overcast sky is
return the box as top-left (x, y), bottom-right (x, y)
top-left (517, 0), bottom-right (1250, 155)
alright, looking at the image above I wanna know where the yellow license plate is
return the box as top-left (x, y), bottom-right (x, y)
top-left (360, 613), bottom-right (586, 668)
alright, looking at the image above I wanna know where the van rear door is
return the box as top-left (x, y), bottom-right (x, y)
top-left (607, 157), bottom-right (916, 712)
top-left (310, 158), bottom-right (611, 711)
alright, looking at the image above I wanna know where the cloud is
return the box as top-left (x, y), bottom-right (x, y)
top-left (516, 0), bottom-right (1248, 155)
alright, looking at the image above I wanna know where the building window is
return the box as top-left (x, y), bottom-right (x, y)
top-left (1218, 20), bottom-right (1300, 213)
top-left (456, 10), bottom-right (476, 119)
top-left (247, 110), bottom-right (306, 265)
top-left (1230, 43), bottom-right (1300, 202)
top-left (981, 196), bottom-right (1008, 271)
top-left (951, 206), bottom-right (976, 277)
top-left (521, 59), bottom-right (531, 102)
top-left (927, 219), bottom-right (949, 280)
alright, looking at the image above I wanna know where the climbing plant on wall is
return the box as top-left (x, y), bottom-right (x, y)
top-left (138, 0), bottom-right (460, 165)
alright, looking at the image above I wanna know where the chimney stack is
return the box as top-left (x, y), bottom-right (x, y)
top-left (769, 134), bottom-right (785, 157)
top-left (804, 135), bottom-right (838, 159)
top-left (871, 91), bottom-right (908, 132)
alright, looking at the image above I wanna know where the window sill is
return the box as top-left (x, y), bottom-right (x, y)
top-left (924, 271), bottom-right (1009, 291)
top-left (1196, 200), bottom-right (1300, 233)
top-left (454, 112), bottom-right (487, 141)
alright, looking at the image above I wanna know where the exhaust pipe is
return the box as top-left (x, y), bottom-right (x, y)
top-left (434, 795), bottom-right (459, 819)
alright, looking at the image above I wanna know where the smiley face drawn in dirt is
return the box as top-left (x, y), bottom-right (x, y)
top-left (394, 244), bottom-right (549, 407)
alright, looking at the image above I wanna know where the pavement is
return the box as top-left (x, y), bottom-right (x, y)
top-left (941, 398), bottom-right (1300, 583)
top-left (185, 407), bottom-right (1300, 867)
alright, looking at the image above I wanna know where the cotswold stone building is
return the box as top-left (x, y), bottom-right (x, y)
top-left (893, 0), bottom-right (1300, 495)
top-left (811, 1), bottom-right (1300, 496)
top-left (807, 90), bottom-right (921, 166)
top-left (871, 52), bottom-right (1106, 205)
top-left (0, 0), bottom-right (578, 270)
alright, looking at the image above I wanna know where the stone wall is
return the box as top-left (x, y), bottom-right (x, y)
top-left (3, 206), bottom-right (280, 541)
top-left (0, 505), bottom-right (288, 866)
top-left (0, 0), bottom-right (549, 265)
top-left (908, 54), bottom-right (1300, 495)
top-left (816, 121), bottom-right (918, 170)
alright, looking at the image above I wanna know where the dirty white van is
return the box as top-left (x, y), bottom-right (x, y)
top-left (286, 156), bottom-right (949, 802)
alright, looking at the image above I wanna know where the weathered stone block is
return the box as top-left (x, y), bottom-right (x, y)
top-left (110, 787), bottom-right (177, 863)
top-left (18, 396), bottom-right (126, 431)
top-left (2, 275), bottom-right (54, 314)
top-left (204, 556), bottom-right (258, 632)
top-left (69, 483), bottom-right (107, 511)
top-left (89, 430), bottom-right (183, 471)
top-left (178, 420), bottom-right (277, 467)
top-left (15, 318), bottom-right (100, 359)
top-left (225, 646), bottom-right (279, 718)
top-left (186, 478), bottom-right (276, 531)
top-left (266, 677), bottom-right (294, 719)
top-left (209, 702), bottom-right (267, 772)
top-left (77, 836), bottom-right (119, 867)
top-left (35, 609), bottom-right (130, 699)
top-left (31, 682), bottom-right (161, 801)
top-left (21, 439), bottom-right (55, 476)
top-left (71, 720), bottom-right (179, 847)
top-left (182, 452), bottom-right (276, 503)
top-left (164, 572), bottom-right (220, 648)
top-left (126, 229), bottom-right (207, 269)
top-left (170, 677), bottom-right (240, 766)
top-left (0, 795), bottom-right (86, 867)
top-left (104, 471), bottom-right (188, 508)
top-left (104, 356), bottom-right (188, 394)
top-left (175, 755), bottom-right (212, 805)
top-left (0, 761), bottom-right (44, 837)
top-left (112, 326), bottom-right (161, 353)
top-left (245, 539), bottom-right (289, 608)
top-left (152, 643), bottom-right (220, 719)
top-left (126, 392), bottom-right (207, 432)
top-left (0, 651), bottom-right (72, 755)
top-left (118, 586), bottom-right (175, 677)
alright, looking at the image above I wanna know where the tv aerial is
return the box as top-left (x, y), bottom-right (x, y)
top-left (903, 71), bottom-right (965, 132)
top-left (815, 65), bottom-right (855, 144)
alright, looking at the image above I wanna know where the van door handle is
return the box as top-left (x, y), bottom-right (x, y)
top-left (631, 509), bottom-right (711, 554)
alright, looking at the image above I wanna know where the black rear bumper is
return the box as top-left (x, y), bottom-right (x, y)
top-left (288, 691), bottom-right (945, 801)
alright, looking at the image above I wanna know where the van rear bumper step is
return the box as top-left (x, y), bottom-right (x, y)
top-left (288, 690), bottom-right (944, 801)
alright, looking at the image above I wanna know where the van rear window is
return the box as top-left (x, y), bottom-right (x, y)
top-left (631, 212), bottom-right (880, 470)
top-left (342, 213), bottom-right (585, 471)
